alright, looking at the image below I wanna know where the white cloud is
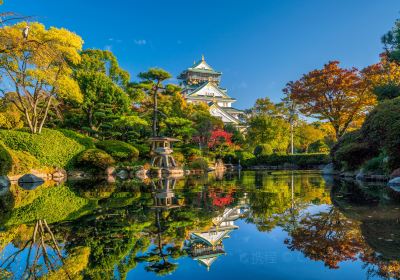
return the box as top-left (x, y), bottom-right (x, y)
top-left (134, 39), bottom-right (147, 45)
top-left (104, 45), bottom-right (112, 51)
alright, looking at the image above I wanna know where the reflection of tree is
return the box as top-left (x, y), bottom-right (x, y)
top-left (246, 172), bottom-right (330, 232)
top-left (0, 220), bottom-right (77, 279)
top-left (135, 210), bottom-right (183, 276)
top-left (285, 202), bottom-right (400, 279)
top-left (285, 207), bottom-right (363, 269)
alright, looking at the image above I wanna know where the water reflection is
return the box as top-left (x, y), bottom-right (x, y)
top-left (0, 171), bottom-right (399, 279)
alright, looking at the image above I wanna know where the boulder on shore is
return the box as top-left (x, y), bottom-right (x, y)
top-left (0, 176), bottom-right (10, 188)
top-left (322, 163), bottom-right (336, 175)
top-left (388, 177), bottom-right (400, 187)
top-left (18, 174), bottom-right (45, 190)
top-left (0, 176), bottom-right (10, 196)
top-left (390, 168), bottom-right (400, 179)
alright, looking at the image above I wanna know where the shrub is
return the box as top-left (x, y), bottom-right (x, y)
top-left (0, 141), bottom-right (40, 176)
top-left (361, 97), bottom-right (400, 170)
top-left (58, 129), bottom-right (95, 148)
top-left (334, 142), bottom-right (376, 171)
top-left (8, 150), bottom-right (40, 175)
top-left (188, 157), bottom-right (209, 170)
top-left (362, 154), bottom-right (389, 175)
top-left (309, 140), bottom-right (330, 153)
top-left (243, 153), bottom-right (330, 168)
top-left (0, 129), bottom-right (89, 169)
top-left (254, 144), bottom-right (273, 157)
top-left (331, 130), bottom-right (378, 171)
top-left (96, 140), bottom-right (139, 161)
top-left (237, 151), bottom-right (256, 162)
top-left (172, 152), bottom-right (185, 165)
top-left (76, 149), bottom-right (115, 170)
top-left (0, 142), bottom-right (12, 175)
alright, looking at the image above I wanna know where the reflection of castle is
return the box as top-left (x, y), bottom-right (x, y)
top-left (187, 206), bottom-right (247, 270)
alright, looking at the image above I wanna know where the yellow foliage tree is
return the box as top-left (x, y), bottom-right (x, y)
top-left (0, 22), bottom-right (83, 133)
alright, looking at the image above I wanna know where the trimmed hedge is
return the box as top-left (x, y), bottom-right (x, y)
top-left (243, 153), bottom-right (330, 168)
top-left (0, 141), bottom-right (40, 176)
top-left (0, 129), bottom-right (92, 169)
top-left (76, 149), bottom-right (115, 170)
top-left (0, 142), bottom-right (12, 175)
top-left (188, 157), bottom-right (209, 170)
top-left (95, 140), bottom-right (139, 161)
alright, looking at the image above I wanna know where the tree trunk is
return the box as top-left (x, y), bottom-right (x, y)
top-left (38, 96), bottom-right (53, 134)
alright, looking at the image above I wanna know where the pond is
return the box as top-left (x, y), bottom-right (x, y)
top-left (0, 171), bottom-right (399, 279)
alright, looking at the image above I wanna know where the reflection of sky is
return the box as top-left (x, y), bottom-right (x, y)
top-left (0, 243), bottom-right (65, 279)
top-left (127, 215), bottom-right (379, 280)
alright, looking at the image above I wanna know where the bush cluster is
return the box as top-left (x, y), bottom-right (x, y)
top-left (0, 142), bottom-right (12, 175)
top-left (76, 149), bottom-right (115, 170)
top-left (95, 140), bottom-right (139, 161)
top-left (187, 157), bottom-right (209, 170)
top-left (243, 153), bottom-right (330, 168)
top-left (0, 141), bottom-right (40, 176)
top-left (253, 144), bottom-right (273, 157)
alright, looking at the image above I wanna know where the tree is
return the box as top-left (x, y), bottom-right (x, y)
top-left (285, 207), bottom-right (364, 269)
top-left (382, 18), bottom-right (400, 62)
top-left (191, 109), bottom-right (223, 150)
top-left (0, 22), bottom-right (83, 133)
top-left (73, 49), bottom-right (132, 136)
top-left (163, 117), bottom-right (195, 142)
top-left (284, 61), bottom-right (376, 140)
top-left (294, 122), bottom-right (325, 153)
top-left (247, 115), bottom-right (290, 153)
top-left (138, 68), bottom-right (172, 137)
top-left (363, 54), bottom-right (400, 101)
top-left (251, 97), bottom-right (286, 116)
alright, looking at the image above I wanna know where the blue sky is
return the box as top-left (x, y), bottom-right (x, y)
top-left (2, 0), bottom-right (400, 109)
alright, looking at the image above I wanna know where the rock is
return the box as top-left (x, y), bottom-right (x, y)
top-left (322, 163), bottom-right (335, 175)
top-left (390, 168), bottom-right (400, 179)
top-left (117, 170), bottom-right (129, 180)
top-left (0, 176), bottom-right (10, 196)
top-left (52, 170), bottom-right (66, 179)
top-left (388, 177), bottom-right (400, 187)
top-left (18, 174), bottom-right (45, 190)
top-left (356, 170), bottom-right (365, 180)
top-left (105, 166), bottom-right (116, 176)
top-left (106, 175), bottom-right (116, 184)
top-left (0, 176), bottom-right (10, 188)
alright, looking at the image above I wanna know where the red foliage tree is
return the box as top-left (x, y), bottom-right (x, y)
top-left (208, 129), bottom-right (233, 149)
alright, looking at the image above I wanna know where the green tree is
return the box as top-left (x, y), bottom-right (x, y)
top-left (247, 115), bottom-right (290, 153)
top-left (138, 68), bottom-right (172, 136)
top-left (73, 49), bottom-right (131, 135)
top-left (294, 122), bottom-right (325, 153)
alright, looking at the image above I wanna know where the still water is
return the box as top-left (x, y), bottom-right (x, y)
top-left (0, 171), bottom-right (399, 280)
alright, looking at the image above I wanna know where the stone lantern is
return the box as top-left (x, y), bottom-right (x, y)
top-left (149, 137), bottom-right (184, 175)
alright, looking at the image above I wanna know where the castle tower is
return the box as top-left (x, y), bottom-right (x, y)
top-left (178, 56), bottom-right (244, 125)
